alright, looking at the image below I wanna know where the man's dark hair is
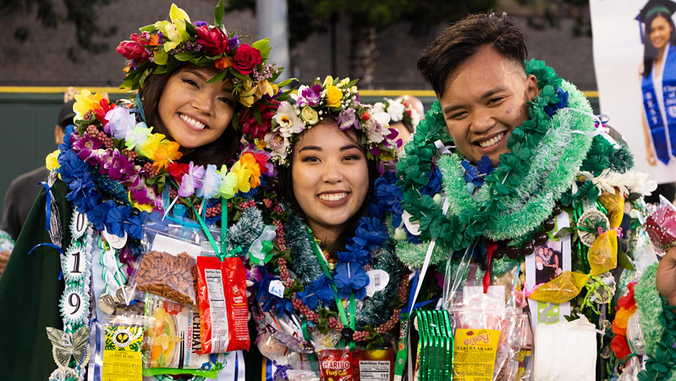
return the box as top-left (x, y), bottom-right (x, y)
top-left (417, 12), bottom-right (529, 97)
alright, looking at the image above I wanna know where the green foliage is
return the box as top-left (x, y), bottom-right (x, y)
top-left (514, 0), bottom-right (592, 37)
top-left (225, 0), bottom-right (498, 45)
top-left (2, 0), bottom-right (119, 60)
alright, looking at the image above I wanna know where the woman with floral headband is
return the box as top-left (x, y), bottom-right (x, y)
top-left (247, 76), bottom-right (409, 379)
top-left (0, 3), bottom-right (286, 380)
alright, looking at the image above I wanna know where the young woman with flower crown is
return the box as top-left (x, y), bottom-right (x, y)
top-left (0, 3), bottom-right (288, 381)
top-left (245, 77), bottom-right (409, 379)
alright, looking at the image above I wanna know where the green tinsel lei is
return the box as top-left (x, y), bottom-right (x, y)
top-left (635, 263), bottom-right (676, 381)
top-left (226, 206), bottom-right (265, 254)
top-left (396, 59), bottom-right (601, 267)
top-left (284, 207), bottom-right (404, 330)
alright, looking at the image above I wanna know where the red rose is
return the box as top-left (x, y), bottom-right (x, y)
top-left (116, 40), bottom-right (147, 60)
top-left (195, 25), bottom-right (228, 56)
top-left (233, 44), bottom-right (262, 75)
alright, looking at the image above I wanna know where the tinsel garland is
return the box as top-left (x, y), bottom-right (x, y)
top-left (396, 60), bottom-right (600, 266)
top-left (283, 208), bottom-right (405, 332)
top-left (635, 263), bottom-right (676, 381)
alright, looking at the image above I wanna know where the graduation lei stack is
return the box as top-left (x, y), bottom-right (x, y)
top-left (249, 76), bottom-right (410, 378)
top-left (41, 2), bottom-right (291, 380)
top-left (395, 59), bottom-right (657, 379)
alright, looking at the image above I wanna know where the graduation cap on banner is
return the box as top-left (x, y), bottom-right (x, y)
top-left (637, 0), bottom-right (676, 43)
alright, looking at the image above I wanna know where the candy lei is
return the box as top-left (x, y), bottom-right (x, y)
top-left (396, 60), bottom-right (597, 266)
top-left (257, 173), bottom-right (408, 341)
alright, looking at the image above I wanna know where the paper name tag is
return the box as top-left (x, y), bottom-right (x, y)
top-left (366, 270), bottom-right (390, 297)
top-left (269, 279), bottom-right (285, 299)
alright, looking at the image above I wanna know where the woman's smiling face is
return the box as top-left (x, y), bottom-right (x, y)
top-left (650, 14), bottom-right (673, 51)
top-left (158, 65), bottom-right (237, 149)
top-left (291, 120), bottom-right (370, 243)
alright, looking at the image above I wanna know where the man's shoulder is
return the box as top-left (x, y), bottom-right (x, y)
top-left (8, 167), bottom-right (49, 190)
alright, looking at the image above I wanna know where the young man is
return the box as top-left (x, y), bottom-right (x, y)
top-left (396, 13), bottom-right (656, 380)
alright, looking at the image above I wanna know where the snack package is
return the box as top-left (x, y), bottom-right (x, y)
top-left (102, 324), bottom-right (144, 381)
top-left (446, 284), bottom-right (529, 381)
top-left (143, 294), bottom-right (214, 369)
top-left (644, 195), bottom-right (676, 253)
top-left (196, 255), bottom-right (250, 353)
top-left (133, 227), bottom-right (204, 306)
top-left (319, 349), bottom-right (355, 381)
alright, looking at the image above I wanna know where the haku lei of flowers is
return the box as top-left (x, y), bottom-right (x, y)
top-left (396, 59), bottom-right (602, 267)
top-left (263, 76), bottom-right (400, 165)
top-left (377, 97), bottom-right (422, 131)
top-left (116, 2), bottom-right (292, 137)
top-left (54, 90), bottom-right (273, 242)
top-left (253, 171), bottom-right (408, 340)
top-left (611, 281), bottom-right (637, 362)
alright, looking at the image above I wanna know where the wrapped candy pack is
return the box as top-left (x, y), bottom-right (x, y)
top-left (644, 196), bottom-right (676, 253)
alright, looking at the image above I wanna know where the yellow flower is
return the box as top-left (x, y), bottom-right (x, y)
top-left (255, 80), bottom-right (276, 99)
top-left (73, 89), bottom-right (104, 119)
top-left (239, 94), bottom-right (255, 108)
top-left (322, 76), bottom-right (334, 87)
top-left (139, 132), bottom-right (166, 159)
top-left (255, 139), bottom-right (267, 150)
top-left (325, 85), bottom-right (342, 108)
top-left (45, 150), bottom-right (60, 171)
top-left (155, 4), bottom-right (191, 52)
top-left (337, 78), bottom-right (351, 87)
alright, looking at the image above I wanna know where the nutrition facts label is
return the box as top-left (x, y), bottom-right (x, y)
top-left (359, 360), bottom-right (391, 380)
top-left (205, 268), bottom-right (228, 353)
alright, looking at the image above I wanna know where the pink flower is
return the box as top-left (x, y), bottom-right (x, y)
top-left (195, 25), bottom-right (228, 56)
top-left (116, 40), bottom-right (148, 60)
top-left (233, 44), bottom-right (262, 75)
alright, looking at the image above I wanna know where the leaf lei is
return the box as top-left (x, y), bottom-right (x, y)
top-left (396, 60), bottom-right (597, 267)
top-left (258, 172), bottom-right (406, 334)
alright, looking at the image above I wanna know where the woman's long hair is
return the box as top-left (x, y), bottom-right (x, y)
top-left (139, 64), bottom-right (243, 167)
top-left (277, 118), bottom-right (379, 253)
top-left (643, 11), bottom-right (676, 78)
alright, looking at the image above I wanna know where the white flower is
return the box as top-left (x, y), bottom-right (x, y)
top-left (273, 101), bottom-right (304, 136)
top-left (386, 99), bottom-right (406, 122)
top-left (576, 169), bottom-right (658, 197)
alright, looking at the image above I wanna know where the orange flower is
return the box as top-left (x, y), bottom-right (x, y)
top-left (610, 334), bottom-right (631, 360)
top-left (215, 56), bottom-right (232, 70)
top-left (612, 305), bottom-right (636, 335)
top-left (152, 141), bottom-right (183, 169)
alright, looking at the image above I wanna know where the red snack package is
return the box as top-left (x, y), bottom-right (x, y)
top-left (645, 197), bottom-right (676, 252)
top-left (319, 349), bottom-right (354, 381)
top-left (196, 256), bottom-right (250, 354)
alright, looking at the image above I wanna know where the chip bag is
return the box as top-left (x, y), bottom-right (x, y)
top-left (196, 256), bottom-right (250, 354)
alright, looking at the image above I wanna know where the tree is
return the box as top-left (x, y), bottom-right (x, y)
top-left (1, 0), bottom-right (118, 61)
top-left (514, 0), bottom-right (591, 37)
top-left (226, 0), bottom-right (496, 88)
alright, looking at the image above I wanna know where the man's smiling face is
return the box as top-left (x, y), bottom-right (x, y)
top-left (439, 45), bottom-right (539, 166)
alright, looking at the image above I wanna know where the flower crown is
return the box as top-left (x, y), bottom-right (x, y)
top-left (116, 2), bottom-right (285, 113)
top-left (262, 76), bottom-right (400, 166)
top-left (377, 98), bottom-right (422, 132)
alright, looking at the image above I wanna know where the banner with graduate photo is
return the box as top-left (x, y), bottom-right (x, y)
top-left (590, 0), bottom-right (676, 183)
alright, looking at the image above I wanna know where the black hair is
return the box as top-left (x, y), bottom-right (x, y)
top-left (277, 118), bottom-right (379, 252)
top-left (642, 10), bottom-right (676, 79)
top-left (417, 12), bottom-right (529, 97)
top-left (139, 64), bottom-right (243, 167)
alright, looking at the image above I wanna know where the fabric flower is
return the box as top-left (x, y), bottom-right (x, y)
top-left (73, 90), bottom-right (105, 120)
top-left (233, 44), bottom-right (262, 75)
top-left (219, 170), bottom-right (238, 199)
top-left (333, 262), bottom-right (369, 299)
top-left (105, 106), bottom-right (137, 140)
top-left (178, 162), bottom-right (205, 197)
top-left (197, 164), bottom-right (222, 199)
top-left (152, 140), bottom-right (182, 169)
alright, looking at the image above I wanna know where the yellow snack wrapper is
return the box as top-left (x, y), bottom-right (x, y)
top-left (598, 192), bottom-right (624, 229)
top-left (588, 229), bottom-right (618, 276)
top-left (529, 271), bottom-right (591, 304)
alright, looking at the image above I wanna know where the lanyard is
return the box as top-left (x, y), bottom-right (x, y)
top-left (304, 227), bottom-right (356, 337)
